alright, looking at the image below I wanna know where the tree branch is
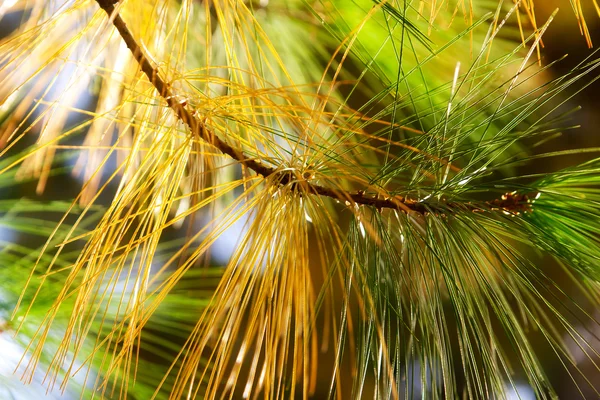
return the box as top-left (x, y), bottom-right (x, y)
top-left (94, 0), bottom-right (533, 215)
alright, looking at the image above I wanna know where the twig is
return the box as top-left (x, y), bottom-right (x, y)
top-left (94, 0), bottom-right (533, 215)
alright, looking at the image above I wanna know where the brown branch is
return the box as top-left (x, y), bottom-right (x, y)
top-left (94, 0), bottom-right (533, 215)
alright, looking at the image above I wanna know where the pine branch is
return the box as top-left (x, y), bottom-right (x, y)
top-left (95, 0), bottom-right (533, 216)
top-left (6, 2), bottom-right (600, 399)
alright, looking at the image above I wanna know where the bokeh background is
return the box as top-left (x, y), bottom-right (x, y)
top-left (1, 1), bottom-right (600, 398)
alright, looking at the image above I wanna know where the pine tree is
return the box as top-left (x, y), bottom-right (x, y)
top-left (1, 0), bottom-right (600, 399)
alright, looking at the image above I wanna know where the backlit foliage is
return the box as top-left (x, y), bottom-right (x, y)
top-left (1, 0), bottom-right (600, 399)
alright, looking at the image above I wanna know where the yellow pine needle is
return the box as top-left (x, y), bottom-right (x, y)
top-left (2, 1), bottom-right (599, 399)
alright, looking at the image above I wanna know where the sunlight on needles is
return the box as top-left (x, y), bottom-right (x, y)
top-left (1, 0), bottom-right (600, 399)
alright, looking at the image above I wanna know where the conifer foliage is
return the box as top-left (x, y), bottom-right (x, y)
top-left (2, 0), bottom-right (600, 399)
